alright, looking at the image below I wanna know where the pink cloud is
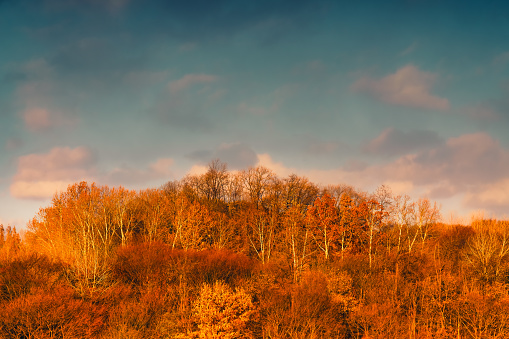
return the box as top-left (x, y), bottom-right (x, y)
top-left (259, 131), bottom-right (509, 217)
top-left (23, 108), bottom-right (52, 131)
top-left (21, 107), bottom-right (78, 132)
top-left (168, 74), bottom-right (217, 93)
top-left (10, 146), bottom-right (97, 199)
top-left (378, 132), bottom-right (509, 186)
top-left (352, 65), bottom-right (450, 110)
top-left (464, 179), bottom-right (509, 214)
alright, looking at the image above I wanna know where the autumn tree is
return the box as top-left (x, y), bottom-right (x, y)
top-left (391, 194), bottom-right (414, 254)
top-left (0, 225), bottom-right (21, 260)
top-left (171, 193), bottom-right (214, 250)
top-left (241, 166), bottom-right (276, 209)
top-left (282, 174), bottom-right (319, 209)
top-left (283, 205), bottom-right (313, 282)
top-left (243, 206), bottom-right (274, 264)
top-left (136, 188), bottom-right (173, 243)
top-left (186, 281), bottom-right (257, 339)
top-left (28, 182), bottom-right (135, 289)
top-left (193, 160), bottom-right (231, 213)
top-left (358, 186), bottom-right (391, 269)
top-left (306, 193), bottom-right (340, 261)
top-left (465, 219), bottom-right (509, 287)
top-left (415, 197), bottom-right (440, 250)
top-left (337, 192), bottom-right (364, 259)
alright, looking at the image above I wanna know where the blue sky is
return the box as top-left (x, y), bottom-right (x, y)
top-left (1, 0), bottom-right (509, 229)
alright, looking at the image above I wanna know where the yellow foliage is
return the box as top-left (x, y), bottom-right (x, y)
top-left (183, 281), bottom-right (257, 339)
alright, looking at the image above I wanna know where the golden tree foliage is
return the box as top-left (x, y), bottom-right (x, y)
top-left (185, 281), bottom-right (257, 339)
top-left (27, 182), bottom-right (137, 289)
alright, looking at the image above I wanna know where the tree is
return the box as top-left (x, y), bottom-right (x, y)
top-left (391, 194), bottom-right (414, 254)
top-left (306, 193), bottom-right (340, 261)
top-left (241, 166), bottom-right (275, 209)
top-left (186, 281), bottom-right (257, 339)
top-left (28, 182), bottom-right (127, 288)
top-left (171, 194), bottom-right (214, 250)
top-left (282, 174), bottom-right (319, 209)
top-left (415, 198), bottom-right (440, 250)
top-left (136, 188), bottom-right (172, 243)
top-left (283, 205), bottom-right (313, 282)
top-left (358, 186), bottom-right (391, 269)
top-left (465, 219), bottom-right (509, 287)
top-left (198, 159), bottom-right (230, 209)
top-left (243, 206), bottom-right (275, 264)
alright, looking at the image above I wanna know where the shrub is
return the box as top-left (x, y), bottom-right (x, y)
top-left (111, 243), bottom-right (256, 288)
top-left (184, 281), bottom-right (257, 339)
top-left (0, 254), bottom-right (66, 301)
top-left (0, 287), bottom-right (107, 339)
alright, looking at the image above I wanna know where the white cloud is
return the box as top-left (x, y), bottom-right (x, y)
top-left (352, 65), bottom-right (449, 110)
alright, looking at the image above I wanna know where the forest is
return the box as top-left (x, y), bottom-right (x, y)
top-left (1, 160), bottom-right (509, 338)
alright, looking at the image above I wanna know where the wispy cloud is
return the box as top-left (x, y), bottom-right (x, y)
top-left (168, 74), bottom-right (217, 94)
top-left (352, 65), bottom-right (449, 110)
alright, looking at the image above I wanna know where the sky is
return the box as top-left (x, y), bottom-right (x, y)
top-left (1, 0), bottom-right (509, 229)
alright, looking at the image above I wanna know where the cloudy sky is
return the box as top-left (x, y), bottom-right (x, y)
top-left (1, 0), bottom-right (509, 229)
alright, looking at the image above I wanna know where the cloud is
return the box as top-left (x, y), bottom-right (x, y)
top-left (188, 143), bottom-right (258, 170)
top-left (152, 73), bottom-right (220, 130)
top-left (464, 179), bottom-right (509, 214)
top-left (352, 65), bottom-right (449, 110)
top-left (10, 146), bottom-right (176, 199)
top-left (23, 108), bottom-right (51, 130)
top-left (400, 42), bottom-right (418, 56)
top-left (21, 107), bottom-right (78, 132)
top-left (168, 74), bottom-right (217, 94)
top-left (103, 157), bottom-right (174, 186)
top-left (461, 104), bottom-right (500, 120)
top-left (258, 131), bottom-right (509, 217)
top-left (10, 146), bottom-right (97, 199)
top-left (367, 132), bottom-right (509, 216)
top-left (5, 138), bottom-right (24, 151)
top-left (363, 128), bottom-right (443, 157)
top-left (256, 153), bottom-right (371, 189)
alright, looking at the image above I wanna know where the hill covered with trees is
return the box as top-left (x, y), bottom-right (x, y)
top-left (1, 160), bottom-right (509, 338)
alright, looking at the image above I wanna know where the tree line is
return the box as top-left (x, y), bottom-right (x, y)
top-left (1, 160), bottom-right (508, 338)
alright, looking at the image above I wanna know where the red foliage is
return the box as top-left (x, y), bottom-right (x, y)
top-left (0, 287), bottom-right (108, 338)
top-left (0, 254), bottom-right (67, 301)
top-left (111, 242), bottom-right (256, 287)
